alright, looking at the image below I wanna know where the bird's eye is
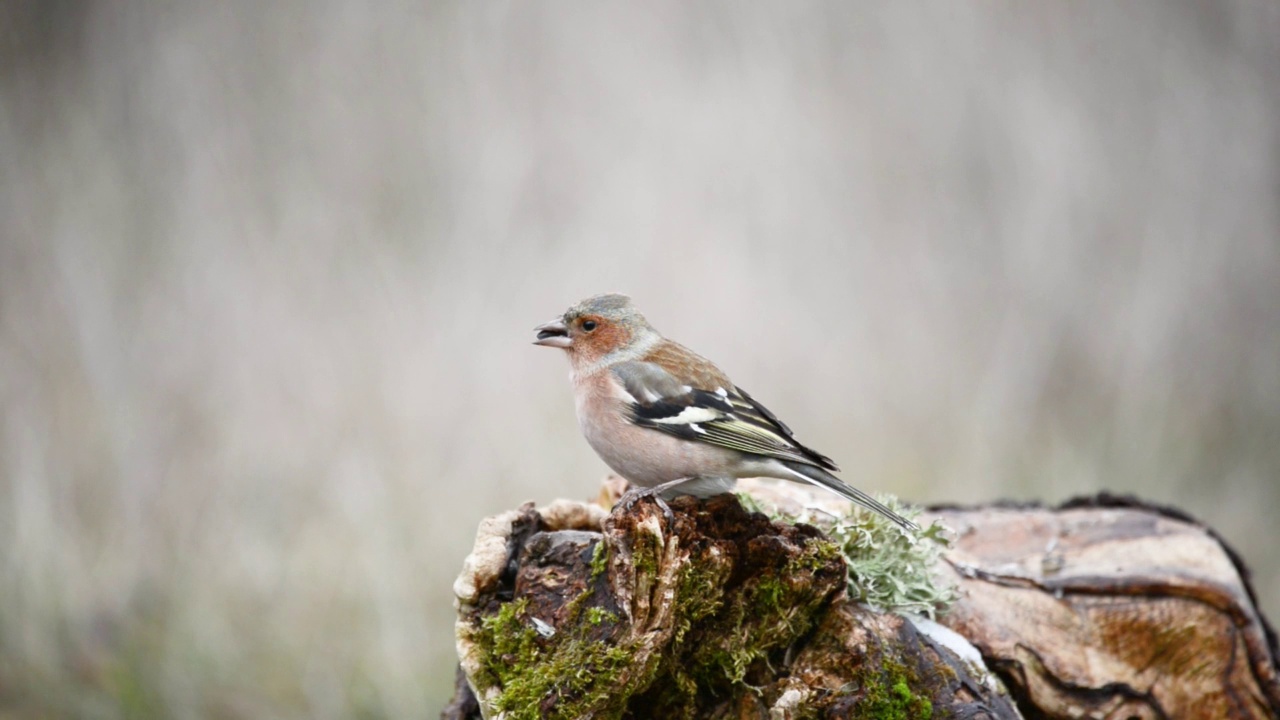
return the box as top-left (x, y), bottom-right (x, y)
top-left (582, 320), bottom-right (597, 332)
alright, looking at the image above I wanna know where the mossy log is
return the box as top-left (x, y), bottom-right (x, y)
top-left (442, 481), bottom-right (1279, 720)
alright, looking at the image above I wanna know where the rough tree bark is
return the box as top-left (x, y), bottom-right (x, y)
top-left (442, 480), bottom-right (1279, 720)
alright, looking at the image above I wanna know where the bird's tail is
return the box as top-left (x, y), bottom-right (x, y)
top-left (781, 462), bottom-right (918, 531)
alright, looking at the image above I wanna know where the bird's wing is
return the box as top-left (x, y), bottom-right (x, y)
top-left (611, 359), bottom-right (838, 471)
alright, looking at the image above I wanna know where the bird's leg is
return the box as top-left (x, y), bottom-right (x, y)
top-left (615, 477), bottom-right (693, 526)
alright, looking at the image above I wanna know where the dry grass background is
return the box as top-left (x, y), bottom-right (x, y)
top-left (2, 2), bottom-right (1279, 717)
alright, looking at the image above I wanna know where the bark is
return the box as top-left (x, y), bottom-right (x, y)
top-left (443, 482), bottom-right (1279, 720)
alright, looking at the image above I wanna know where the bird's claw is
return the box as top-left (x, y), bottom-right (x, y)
top-left (614, 478), bottom-right (691, 528)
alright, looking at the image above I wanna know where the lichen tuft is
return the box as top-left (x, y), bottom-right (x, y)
top-left (739, 492), bottom-right (957, 618)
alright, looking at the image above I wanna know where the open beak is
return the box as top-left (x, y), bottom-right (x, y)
top-left (533, 318), bottom-right (572, 348)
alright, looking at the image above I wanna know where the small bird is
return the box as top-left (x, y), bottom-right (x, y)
top-left (534, 293), bottom-right (916, 530)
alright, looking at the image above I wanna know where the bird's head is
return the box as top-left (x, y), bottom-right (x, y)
top-left (533, 293), bottom-right (654, 367)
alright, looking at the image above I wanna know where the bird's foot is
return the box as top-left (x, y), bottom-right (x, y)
top-left (615, 477), bottom-right (693, 527)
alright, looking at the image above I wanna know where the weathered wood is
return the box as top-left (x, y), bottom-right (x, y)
top-left (933, 495), bottom-right (1280, 719)
top-left (443, 482), bottom-right (1279, 719)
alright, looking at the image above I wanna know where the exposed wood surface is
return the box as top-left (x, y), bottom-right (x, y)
top-left (933, 495), bottom-right (1280, 719)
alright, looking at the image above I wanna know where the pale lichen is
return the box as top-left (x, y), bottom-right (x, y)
top-left (738, 492), bottom-right (958, 618)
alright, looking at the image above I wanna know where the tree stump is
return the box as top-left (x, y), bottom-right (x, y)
top-left (442, 481), bottom-right (1279, 719)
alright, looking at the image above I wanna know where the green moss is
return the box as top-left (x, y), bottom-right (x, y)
top-left (674, 561), bottom-right (726, 628)
top-left (474, 598), bottom-right (540, 690)
top-left (472, 594), bottom-right (644, 720)
top-left (644, 532), bottom-right (843, 714)
top-left (847, 658), bottom-right (933, 720)
top-left (469, 527), bottom-right (677, 720)
top-left (493, 636), bottom-right (634, 718)
top-left (589, 539), bottom-right (609, 579)
top-left (584, 606), bottom-right (616, 626)
top-left (631, 530), bottom-right (660, 579)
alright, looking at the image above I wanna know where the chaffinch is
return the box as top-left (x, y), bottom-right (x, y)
top-left (534, 293), bottom-right (915, 530)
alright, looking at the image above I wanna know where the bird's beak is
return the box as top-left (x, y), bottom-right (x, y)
top-left (533, 318), bottom-right (571, 348)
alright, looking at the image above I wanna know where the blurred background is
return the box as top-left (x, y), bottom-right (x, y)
top-left (2, 2), bottom-right (1278, 717)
